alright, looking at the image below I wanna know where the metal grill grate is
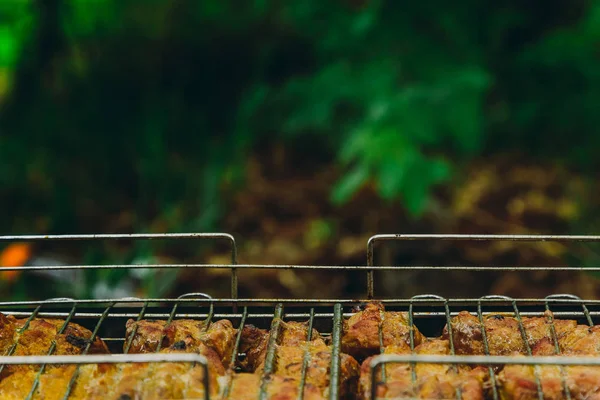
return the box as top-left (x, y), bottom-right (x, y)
top-left (0, 233), bottom-right (599, 399)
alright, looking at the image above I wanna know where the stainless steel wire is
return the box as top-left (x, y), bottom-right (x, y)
top-left (366, 233), bottom-right (600, 298)
top-left (1, 232), bottom-right (600, 399)
top-left (298, 308), bottom-right (315, 400)
top-left (0, 232), bottom-right (238, 298)
top-left (258, 303), bottom-right (284, 400)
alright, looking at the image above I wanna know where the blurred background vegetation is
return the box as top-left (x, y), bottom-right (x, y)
top-left (1, 0), bottom-right (600, 301)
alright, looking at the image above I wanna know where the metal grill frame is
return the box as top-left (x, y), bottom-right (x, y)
top-left (0, 232), bottom-right (599, 400)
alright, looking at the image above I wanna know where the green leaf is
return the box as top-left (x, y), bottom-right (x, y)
top-left (331, 165), bottom-right (369, 205)
top-left (0, 28), bottom-right (17, 67)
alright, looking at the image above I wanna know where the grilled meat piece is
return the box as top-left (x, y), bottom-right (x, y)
top-left (105, 362), bottom-right (217, 400)
top-left (225, 372), bottom-right (325, 400)
top-left (125, 318), bottom-right (236, 367)
top-left (0, 313), bottom-right (108, 379)
top-left (359, 339), bottom-right (486, 400)
top-left (0, 313), bottom-right (15, 355)
top-left (0, 313), bottom-right (108, 357)
top-left (12, 318), bottom-right (108, 356)
top-left (443, 311), bottom-right (577, 356)
top-left (0, 359), bottom-right (221, 400)
top-left (239, 320), bottom-right (323, 372)
top-left (342, 302), bottom-right (425, 360)
top-left (561, 325), bottom-right (600, 355)
top-left (498, 361), bottom-right (600, 400)
top-left (255, 338), bottom-right (360, 399)
top-left (239, 324), bottom-right (270, 372)
top-left (278, 319), bottom-right (322, 345)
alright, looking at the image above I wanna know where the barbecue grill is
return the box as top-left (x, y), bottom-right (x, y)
top-left (1, 233), bottom-right (600, 400)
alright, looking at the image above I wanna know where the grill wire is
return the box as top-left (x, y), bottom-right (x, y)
top-left (0, 233), bottom-right (599, 399)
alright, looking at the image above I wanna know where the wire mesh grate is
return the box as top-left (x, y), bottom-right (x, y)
top-left (0, 232), bottom-right (599, 398)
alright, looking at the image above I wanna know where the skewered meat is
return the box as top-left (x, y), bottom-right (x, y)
top-left (442, 311), bottom-right (577, 356)
top-left (124, 318), bottom-right (236, 367)
top-left (359, 339), bottom-right (486, 400)
top-left (498, 360), bottom-right (600, 400)
top-left (255, 338), bottom-right (360, 399)
top-left (341, 302), bottom-right (425, 360)
top-left (224, 372), bottom-right (324, 400)
top-left (239, 320), bottom-right (323, 372)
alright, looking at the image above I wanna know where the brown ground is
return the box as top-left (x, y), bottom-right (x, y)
top-left (174, 145), bottom-right (600, 300)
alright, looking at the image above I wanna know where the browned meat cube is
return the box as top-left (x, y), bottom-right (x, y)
top-left (124, 318), bottom-right (236, 368)
top-left (359, 339), bottom-right (486, 400)
top-left (443, 311), bottom-right (578, 356)
top-left (239, 320), bottom-right (323, 372)
top-left (255, 338), bottom-right (359, 399)
top-left (0, 360), bottom-right (220, 400)
top-left (498, 362), bottom-right (600, 400)
top-left (225, 373), bottom-right (325, 400)
top-left (341, 302), bottom-right (425, 360)
top-left (0, 312), bottom-right (108, 379)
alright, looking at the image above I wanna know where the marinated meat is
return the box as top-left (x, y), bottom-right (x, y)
top-left (0, 313), bottom-right (108, 379)
top-left (341, 302), bottom-right (425, 361)
top-left (255, 339), bottom-right (360, 399)
top-left (0, 360), bottom-right (220, 400)
top-left (2, 304), bottom-right (600, 399)
top-left (277, 320), bottom-right (322, 345)
top-left (239, 320), bottom-right (323, 372)
top-left (239, 324), bottom-right (270, 372)
top-left (124, 318), bottom-right (236, 367)
top-left (359, 339), bottom-right (486, 400)
top-left (443, 311), bottom-right (578, 356)
top-left (224, 372), bottom-right (324, 400)
top-left (498, 361), bottom-right (600, 400)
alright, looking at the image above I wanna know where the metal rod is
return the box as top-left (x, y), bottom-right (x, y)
top-left (123, 301), bottom-right (150, 354)
top-left (407, 298), bottom-right (417, 392)
top-left (378, 303), bottom-right (386, 385)
top-left (511, 299), bottom-right (544, 400)
top-left (62, 303), bottom-right (115, 400)
top-left (26, 304), bottom-right (78, 400)
top-left (0, 353), bottom-right (210, 364)
top-left (329, 303), bottom-right (343, 400)
top-left (297, 308), bottom-right (315, 400)
top-left (544, 297), bottom-right (572, 400)
top-left (0, 233), bottom-right (237, 241)
top-left (5, 310), bottom-right (600, 320)
top-left (0, 232), bottom-right (239, 299)
top-left (3, 295), bottom-right (600, 306)
top-left (443, 299), bottom-right (462, 400)
top-left (476, 300), bottom-right (499, 400)
top-left (370, 353), bottom-right (600, 366)
top-left (221, 307), bottom-right (248, 399)
top-left (367, 233), bottom-right (600, 298)
top-left (8, 263), bottom-right (600, 272)
top-left (368, 233), bottom-right (600, 243)
top-left (259, 303), bottom-right (284, 400)
top-left (5, 232), bottom-right (597, 244)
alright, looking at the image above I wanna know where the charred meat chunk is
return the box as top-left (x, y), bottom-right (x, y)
top-left (341, 302), bottom-right (424, 361)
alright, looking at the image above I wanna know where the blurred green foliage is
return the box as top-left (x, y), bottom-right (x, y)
top-left (1, 0), bottom-right (599, 234)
